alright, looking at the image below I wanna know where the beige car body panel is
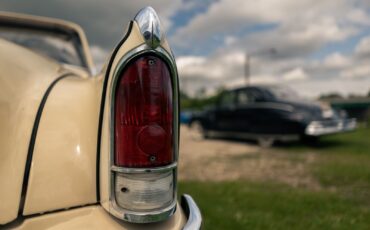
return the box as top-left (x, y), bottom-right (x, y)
top-left (0, 11), bottom-right (193, 230)
top-left (12, 205), bottom-right (186, 230)
top-left (0, 38), bottom-right (63, 224)
top-left (23, 76), bottom-right (100, 215)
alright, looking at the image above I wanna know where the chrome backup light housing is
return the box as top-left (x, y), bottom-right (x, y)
top-left (107, 7), bottom-right (179, 224)
top-left (134, 6), bottom-right (162, 49)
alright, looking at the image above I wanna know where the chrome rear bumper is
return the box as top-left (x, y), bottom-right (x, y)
top-left (305, 118), bottom-right (356, 136)
top-left (181, 194), bottom-right (202, 230)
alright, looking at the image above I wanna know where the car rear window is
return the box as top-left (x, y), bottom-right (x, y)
top-left (0, 29), bottom-right (83, 67)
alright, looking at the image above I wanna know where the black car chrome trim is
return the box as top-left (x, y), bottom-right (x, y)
top-left (305, 118), bottom-right (357, 136)
top-left (181, 194), bottom-right (202, 230)
top-left (19, 73), bottom-right (75, 216)
top-left (96, 21), bottom-right (134, 202)
top-left (236, 102), bottom-right (294, 112)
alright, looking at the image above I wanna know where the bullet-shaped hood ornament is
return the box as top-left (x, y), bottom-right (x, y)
top-left (134, 6), bottom-right (162, 49)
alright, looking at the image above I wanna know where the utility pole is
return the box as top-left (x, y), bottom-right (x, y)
top-left (244, 48), bottom-right (276, 87)
top-left (245, 53), bottom-right (250, 86)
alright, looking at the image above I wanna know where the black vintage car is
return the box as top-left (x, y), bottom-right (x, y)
top-left (189, 85), bottom-right (356, 147)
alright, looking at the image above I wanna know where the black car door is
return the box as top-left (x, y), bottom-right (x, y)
top-left (214, 90), bottom-right (237, 131)
top-left (236, 88), bottom-right (288, 134)
top-left (233, 88), bottom-right (256, 132)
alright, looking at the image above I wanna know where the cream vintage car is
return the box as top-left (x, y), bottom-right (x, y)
top-left (0, 7), bottom-right (201, 229)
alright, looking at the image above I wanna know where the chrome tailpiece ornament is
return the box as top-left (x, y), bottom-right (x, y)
top-left (134, 6), bottom-right (162, 49)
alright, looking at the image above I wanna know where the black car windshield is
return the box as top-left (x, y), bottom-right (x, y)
top-left (265, 85), bottom-right (303, 101)
top-left (0, 29), bottom-right (84, 67)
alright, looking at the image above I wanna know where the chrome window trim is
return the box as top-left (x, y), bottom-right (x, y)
top-left (107, 43), bottom-right (179, 223)
top-left (232, 102), bottom-right (294, 112)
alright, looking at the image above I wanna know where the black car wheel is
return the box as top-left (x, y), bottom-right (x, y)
top-left (257, 136), bottom-right (275, 148)
top-left (302, 135), bottom-right (319, 145)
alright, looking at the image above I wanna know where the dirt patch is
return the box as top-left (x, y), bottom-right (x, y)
top-left (178, 125), bottom-right (320, 190)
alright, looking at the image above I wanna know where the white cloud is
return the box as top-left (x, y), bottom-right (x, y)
top-left (174, 0), bottom-right (330, 39)
top-left (323, 52), bottom-right (351, 69)
top-left (172, 0), bottom-right (370, 97)
top-left (177, 51), bottom-right (245, 81)
top-left (224, 36), bottom-right (237, 46)
top-left (355, 35), bottom-right (370, 57)
top-left (177, 56), bottom-right (206, 70)
top-left (288, 78), bottom-right (370, 98)
top-left (347, 8), bottom-right (370, 25)
top-left (341, 65), bottom-right (370, 79)
top-left (224, 11), bottom-right (358, 61)
top-left (177, 52), bottom-right (246, 96)
top-left (171, 0), bottom-right (358, 52)
top-left (282, 68), bottom-right (308, 81)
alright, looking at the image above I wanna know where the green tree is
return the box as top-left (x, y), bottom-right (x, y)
top-left (318, 93), bottom-right (343, 100)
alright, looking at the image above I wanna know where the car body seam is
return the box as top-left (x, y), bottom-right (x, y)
top-left (18, 73), bottom-right (77, 217)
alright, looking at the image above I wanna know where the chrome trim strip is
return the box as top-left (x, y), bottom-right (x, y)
top-left (111, 162), bottom-right (177, 174)
top-left (237, 102), bottom-right (294, 112)
top-left (305, 118), bottom-right (357, 136)
top-left (110, 196), bottom-right (177, 223)
top-left (107, 43), bottom-right (179, 223)
top-left (181, 194), bottom-right (202, 230)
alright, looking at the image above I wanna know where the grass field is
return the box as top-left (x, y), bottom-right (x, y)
top-left (178, 125), bottom-right (370, 229)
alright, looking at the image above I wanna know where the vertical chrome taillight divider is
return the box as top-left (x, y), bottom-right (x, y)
top-left (108, 44), bottom-right (179, 223)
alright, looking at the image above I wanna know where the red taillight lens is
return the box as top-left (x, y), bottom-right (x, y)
top-left (114, 55), bottom-right (173, 167)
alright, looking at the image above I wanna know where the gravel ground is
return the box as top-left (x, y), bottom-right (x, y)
top-left (178, 125), bottom-right (320, 189)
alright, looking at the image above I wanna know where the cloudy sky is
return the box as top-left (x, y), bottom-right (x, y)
top-left (2, 0), bottom-right (370, 98)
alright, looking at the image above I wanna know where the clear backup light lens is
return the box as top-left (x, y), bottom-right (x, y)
top-left (115, 171), bottom-right (174, 211)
